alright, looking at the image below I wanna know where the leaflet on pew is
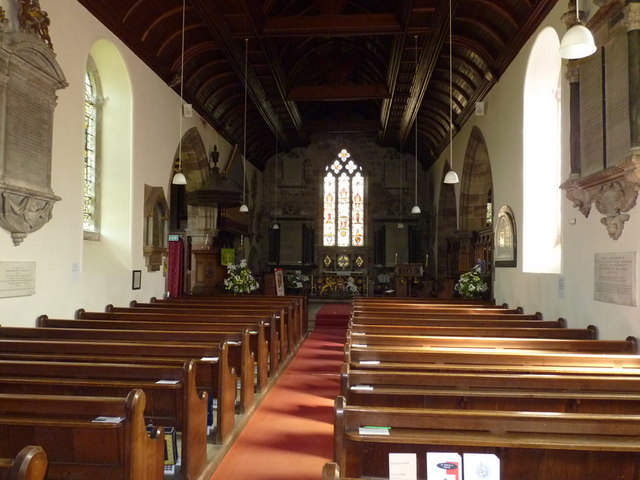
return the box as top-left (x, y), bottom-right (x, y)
top-left (386, 452), bottom-right (499, 480)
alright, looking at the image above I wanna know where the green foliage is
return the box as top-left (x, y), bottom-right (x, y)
top-left (454, 264), bottom-right (488, 298)
top-left (224, 259), bottom-right (259, 294)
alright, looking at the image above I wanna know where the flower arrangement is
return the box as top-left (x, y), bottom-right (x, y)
top-left (224, 259), bottom-right (259, 294)
top-left (454, 264), bottom-right (488, 299)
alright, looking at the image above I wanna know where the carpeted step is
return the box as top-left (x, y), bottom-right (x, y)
top-left (315, 303), bottom-right (351, 328)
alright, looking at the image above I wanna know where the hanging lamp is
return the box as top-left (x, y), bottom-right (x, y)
top-left (273, 137), bottom-right (279, 230)
top-left (411, 35), bottom-right (421, 215)
top-left (239, 37), bottom-right (249, 213)
top-left (443, 0), bottom-right (459, 185)
top-left (397, 147), bottom-right (405, 228)
top-left (559, 0), bottom-right (596, 59)
top-left (171, 0), bottom-right (187, 185)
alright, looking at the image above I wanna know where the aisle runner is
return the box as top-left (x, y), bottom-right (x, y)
top-left (315, 303), bottom-right (352, 328)
top-left (209, 328), bottom-right (346, 480)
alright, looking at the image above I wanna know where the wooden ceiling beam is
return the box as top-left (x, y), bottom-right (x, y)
top-left (288, 84), bottom-right (389, 102)
top-left (305, 118), bottom-right (381, 133)
top-left (262, 13), bottom-right (402, 37)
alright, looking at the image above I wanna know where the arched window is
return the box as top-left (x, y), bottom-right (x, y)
top-left (83, 57), bottom-right (101, 237)
top-left (523, 27), bottom-right (562, 273)
top-left (323, 149), bottom-right (364, 247)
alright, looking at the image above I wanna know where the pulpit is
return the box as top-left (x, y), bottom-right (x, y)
top-left (394, 263), bottom-right (424, 297)
top-left (190, 242), bottom-right (225, 295)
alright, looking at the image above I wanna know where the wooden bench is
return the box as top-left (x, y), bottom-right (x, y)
top-left (132, 301), bottom-right (297, 356)
top-left (334, 395), bottom-right (640, 479)
top-left (346, 331), bottom-right (638, 353)
top-left (10, 323), bottom-right (256, 412)
top-left (351, 315), bottom-right (563, 328)
top-left (0, 338), bottom-right (236, 445)
top-left (0, 446), bottom-right (47, 480)
top-left (346, 345), bottom-right (640, 374)
top-left (37, 315), bottom-right (269, 391)
top-left (148, 294), bottom-right (308, 341)
top-left (341, 364), bottom-right (640, 413)
top-left (0, 359), bottom-right (206, 479)
top-left (349, 322), bottom-right (598, 339)
top-left (78, 308), bottom-right (284, 373)
top-left (352, 309), bottom-right (544, 320)
top-left (0, 389), bottom-right (164, 480)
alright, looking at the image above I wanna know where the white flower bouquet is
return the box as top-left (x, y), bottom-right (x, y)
top-left (224, 259), bottom-right (259, 294)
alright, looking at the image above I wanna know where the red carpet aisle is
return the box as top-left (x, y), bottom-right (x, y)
top-left (314, 303), bottom-right (352, 328)
top-left (209, 327), bottom-right (346, 480)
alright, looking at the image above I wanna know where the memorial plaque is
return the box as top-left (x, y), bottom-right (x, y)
top-left (0, 261), bottom-right (35, 298)
top-left (594, 252), bottom-right (636, 306)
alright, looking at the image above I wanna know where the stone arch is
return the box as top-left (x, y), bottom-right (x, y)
top-left (460, 126), bottom-right (493, 231)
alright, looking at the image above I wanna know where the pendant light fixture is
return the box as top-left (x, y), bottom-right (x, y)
top-left (397, 147), bottom-right (404, 228)
top-left (239, 37), bottom-right (249, 213)
top-left (443, 0), bottom-right (459, 185)
top-left (171, 0), bottom-right (187, 185)
top-left (411, 35), bottom-right (421, 215)
top-left (559, 0), bottom-right (596, 59)
top-left (272, 137), bottom-right (279, 230)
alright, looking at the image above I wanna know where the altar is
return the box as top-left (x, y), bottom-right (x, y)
top-left (313, 271), bottom-right (368, 297)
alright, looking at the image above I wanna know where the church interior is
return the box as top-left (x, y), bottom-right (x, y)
top-left (2, 0), bottom-right (640, 478)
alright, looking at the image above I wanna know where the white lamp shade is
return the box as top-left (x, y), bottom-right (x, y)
top-left (411, 205), bottom-right (421, 214)
top-left (397, 222), bottom-right (404, 229)
top-left (443, 170), bottom-right (459, 184)
top-left (172, 171), bottom-right (187, 185)
top-left (272, 223), bottom-right (280, 230)
top-left (559, 24), bottom-right (596, 59)
top-left (239, 204), bottom-right (249, 213)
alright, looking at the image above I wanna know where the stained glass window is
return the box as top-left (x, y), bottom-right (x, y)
top-left (83, 61), bottom-right (101, 235)
top-left (322, 149), bottom-right (365, 247)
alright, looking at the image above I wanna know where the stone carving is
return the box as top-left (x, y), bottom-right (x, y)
top-left (0, 189), bottom-right (56, 245)
top-left (0, 6), bottom-right (66, 246)
top-left (560, 157), bottom-right (640, 240)
top-left (18, 0), bottom-right (52, 49)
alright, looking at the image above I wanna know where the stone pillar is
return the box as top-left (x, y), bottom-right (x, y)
top-left (566, 63), bottom-right (582, 175)
top-left (627, 1), bottom-right (640, 150)
top-left (562, 0), bottom-right (583, 176)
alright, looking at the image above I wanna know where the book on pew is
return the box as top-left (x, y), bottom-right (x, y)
top-left (463, 453), bottom-right (499, 480)
top-left (389, 453), bottom-right (417, 480)
top-left (426, 452), bottom-right (460, 480)
top-left (146, 425), bottom-right (178, 473)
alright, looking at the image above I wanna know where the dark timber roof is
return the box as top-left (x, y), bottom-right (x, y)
top-left (77, 0), bottom-right (560, 170)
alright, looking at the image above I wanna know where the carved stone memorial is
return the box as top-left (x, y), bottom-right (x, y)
top-left (0, 1), bottom-right (66, 245)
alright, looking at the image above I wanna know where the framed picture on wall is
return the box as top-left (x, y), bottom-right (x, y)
top-left (495, 206), bottom-right (517, 268)
top-left (132, 270), bottom-right (142, 289)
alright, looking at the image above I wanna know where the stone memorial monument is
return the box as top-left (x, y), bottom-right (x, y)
top-left (0, 0), bottom-right (66, 245)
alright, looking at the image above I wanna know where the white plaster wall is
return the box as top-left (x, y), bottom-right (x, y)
top-left (428, 0), bottom-right (640, 340)
top-left (0, 0), bottom-right (238, 326)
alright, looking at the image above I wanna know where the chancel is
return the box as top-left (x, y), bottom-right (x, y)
top-left (3, 0), bottom-right (640, 479)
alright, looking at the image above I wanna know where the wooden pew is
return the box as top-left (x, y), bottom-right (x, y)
top-left (77, 308), bottom-right (284, 373)
top-left (0, 389), bottom-right (164, 480)
top-left (333, 395), bottom-right (640, 479)
top-left (346, 345), bottom-right (640, 374)
top-left (122, 304), bottom-right (293, 362)
top-left (37, 315), bottom-right (269, 391)
top-left (0, 338), bottom-right (236, 444)
top-left (0, 359), bottom-right (206, 480)
top-left (341, 364), bottom-right (640, 412)
top-left (349, 322), bottom-right (598, 339)
top-left (0, 446), bottom-right (47, 480)
top-left (351, 316), bottom-right (563, 328)
top-left (8, 323), bottom-right (256, 413)
top-left (352, 309), bottom-right (544, 320)
top-left (346, 331), bottom-right (638, 353)
top-left (149, 294), bottom-right (308, 341)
